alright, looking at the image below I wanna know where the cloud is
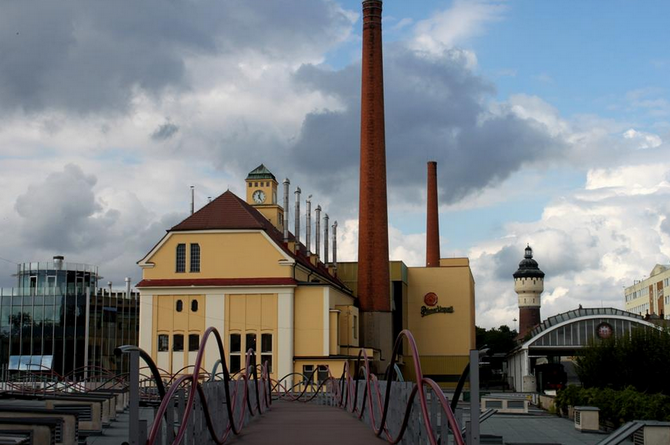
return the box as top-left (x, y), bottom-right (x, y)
top-left (471, 162), bottom-right (670, 327)
top-left (622, 128), bottom-right (662, 149)
top-left (151, 122), bottom-right (179, 141)
top-left (291, 45), bottom-right (567, 212)
top-left (412, 0), bottom-right (507, 55)
top-left (0, 0), bottom-right (356, 115)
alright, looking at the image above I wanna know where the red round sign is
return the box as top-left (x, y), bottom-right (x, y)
top-left (424, 292), bottom-right (438, 307)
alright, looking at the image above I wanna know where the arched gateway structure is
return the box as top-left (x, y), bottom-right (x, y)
top-left (507, 307), bottom-right (661, 392)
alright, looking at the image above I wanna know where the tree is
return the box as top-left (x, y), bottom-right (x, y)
top-left (476, 325), bottom-right (518, 354)
top-left (576, 327), bottom-right (670, 395)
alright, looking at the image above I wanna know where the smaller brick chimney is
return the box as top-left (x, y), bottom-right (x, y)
top-left (426, 161), bottom-right (440, 267)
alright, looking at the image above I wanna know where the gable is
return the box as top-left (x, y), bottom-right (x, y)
top-left (140, 230), bottom-right (293, 280)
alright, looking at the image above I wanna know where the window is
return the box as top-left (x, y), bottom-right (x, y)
top-left (246, 333), bottom-right (257, 368)
top-left (189, 334), bottom-right (200, 351)
top-left (190, 244), bottom-right (200, 272)
top-left (303, 365), bottom-right (315, 383)
top-left (229, 333), bottom-right (241, 373)
top-left (191, 299), bottom-right (198, 312)
top-left (158, 334), bottom-right (169, 352)
top-left (317, 365), bottom-right (329, 383)
top-left (173, 334), bottom-right (184, 352)
top-left (176, 244), bottom-right (186, 273)
top-left (176, 300), bottom-right (183, 312)
top-left (248, 182), bottom-right (252, 188)
top-left (261, 333), bottom-right (272, 373)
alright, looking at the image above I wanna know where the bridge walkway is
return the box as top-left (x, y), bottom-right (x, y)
top-left (229, 400), bottom-right (387, 444)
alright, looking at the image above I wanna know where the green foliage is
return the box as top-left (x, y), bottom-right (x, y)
top-left (475, 325), bottom-right (518, 354)
top-left (555, 385), bottom-right (670, 427)
top-left (576, 327), bottom-right (670, 394)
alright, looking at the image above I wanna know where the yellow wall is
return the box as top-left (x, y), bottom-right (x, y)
top-left (225, 293), bottom-right (278, 378)
top-left (143, 232), bottom-right (290, 280)
top-left (294, 286), bottom-right (325, 356)
top-left (152, 294), bottom-right (206, 374)
top-left (335, 304), bottom-right (360, 348)
top-left (406, 263), bottom-right (475, 356)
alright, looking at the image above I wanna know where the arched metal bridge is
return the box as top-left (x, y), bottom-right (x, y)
top-left (116, 328), bottom-right (477, 445)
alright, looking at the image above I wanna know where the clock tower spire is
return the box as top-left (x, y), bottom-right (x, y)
top-left (246, 164), bottom-right (283, 231)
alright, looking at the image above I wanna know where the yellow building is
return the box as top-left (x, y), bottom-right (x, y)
top-left (624, 264), bottom-right (670, 318)
top-left (137, 165), bottom-right (475, 387)
top-left (338, 258), bottom-right (476, 386)
top-left (137, 165), bottom-right (362, 387)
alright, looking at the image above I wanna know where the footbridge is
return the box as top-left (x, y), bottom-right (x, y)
top-left (118, 328), bottom-right (479, 445)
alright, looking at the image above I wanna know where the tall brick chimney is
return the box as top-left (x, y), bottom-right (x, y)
top-left (357, 0), bottom-right (392, 365)
top-left (426, 161), bottom-right (440, 267)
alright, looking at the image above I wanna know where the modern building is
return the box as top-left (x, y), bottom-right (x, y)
top-left (624, 264), bottom-right (670, 318)
top-left (0, 257), bottom-right (139, 378)
top-left (507, 307), bottom-right (660, 392)
top-left (514, 246), bottom-right (545, 339)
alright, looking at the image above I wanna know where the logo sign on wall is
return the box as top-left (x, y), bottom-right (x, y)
top-left (596, 322), bottom-right (613, 339)
top-left (421, 292), bottom-right (454, 317)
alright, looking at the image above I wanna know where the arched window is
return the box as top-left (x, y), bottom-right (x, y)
top-left (190, 244), bottom-right (200, 273)
top-left (176, 244), bottom-right (186, 272)
top-left (176, 300), bottom-right (183, 312)
top-left (191, 299), bottom-right (198, 312)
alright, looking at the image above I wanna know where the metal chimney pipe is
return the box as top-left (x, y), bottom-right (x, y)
top-left (306, 196), bottom-right (312, 256)
top-left (294, 187), bottom-right (301, 246)
top-left (315, 205), bottom-right (321, 259)
top-left (283, 178), bottom-right (290, 242)
top-left (323, 213), bottom-right (329, 264)
top-left (190, 185), bottom-right (195, 215)
top-left (332, 221), bottom-right (338, 272)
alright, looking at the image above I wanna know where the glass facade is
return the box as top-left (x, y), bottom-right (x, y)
top-left (0, 259), bottom-right (139, 378)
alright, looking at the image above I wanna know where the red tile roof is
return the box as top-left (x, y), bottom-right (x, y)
top-left (167, 190), bottom-right (348, 291)
top-left (137, 277), bottom-right (297, 288)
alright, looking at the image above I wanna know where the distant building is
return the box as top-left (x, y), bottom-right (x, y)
top-left (514, 245), bottom-right (545, 339)
top-left (0, 256), bottom-right (139, 377)
top-left (624, 264), bottom-right (670, 318)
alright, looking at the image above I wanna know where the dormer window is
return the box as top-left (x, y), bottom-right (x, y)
top-left (176, 244), bottom-right (186, 273)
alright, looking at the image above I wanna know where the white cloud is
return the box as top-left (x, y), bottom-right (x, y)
top-left (411, 0), bottom-right (506, 56)
top-left (622, 128), bottom-right (662, 149)
top-left (470, 163), bottom-right (670, 328)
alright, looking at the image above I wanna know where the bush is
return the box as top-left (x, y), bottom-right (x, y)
top-left (555, 385), bottom-right (670, 427)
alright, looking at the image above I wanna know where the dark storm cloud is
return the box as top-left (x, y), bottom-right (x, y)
top-left (0, 0), bottom-right (354, 114)
top-left (152, 122), bottom-right (179, 141)
top-left (291, 44), bottom-right (567, 207)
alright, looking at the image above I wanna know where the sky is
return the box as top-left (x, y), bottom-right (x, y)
top-left (0, 0), bottom-right (668, 328)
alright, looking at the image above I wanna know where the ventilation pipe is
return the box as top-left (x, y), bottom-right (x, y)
top-left (53, 255), bottom-right (64, 270)
top-left (294, 187), bottom-right (301, 247)
top-left (306, 195), bottom-right (312, 256)
top-left (323, 213), bottom-right (329, 264)
top-left (283, 178), bottom-right (290, 242)
top-left (190, 185), bottom-right (195, 215)
top-left (315, 205), bottom-right (321, 259)
top-left (332, 221), bottom-right (338, 274)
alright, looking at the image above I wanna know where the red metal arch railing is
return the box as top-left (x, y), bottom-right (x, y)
top-left (272, 329), bottom-right (465, 445)
top-left (146, 326), bottom-right (271, 445)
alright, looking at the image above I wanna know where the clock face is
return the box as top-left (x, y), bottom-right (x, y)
top-left (596, 322), bottom-right (613, 339)
top-left (252, 190), bottom-right (266, 204)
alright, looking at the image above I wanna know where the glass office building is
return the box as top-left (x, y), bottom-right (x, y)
top-left (0, 256), bottom-right (139, 378)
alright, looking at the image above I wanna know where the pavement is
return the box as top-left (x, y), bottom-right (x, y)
top-left (229, 400), bottom-right (386, 444)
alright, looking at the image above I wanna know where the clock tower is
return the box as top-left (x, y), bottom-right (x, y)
top-left (245, 164), bottom-right (283, 231)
